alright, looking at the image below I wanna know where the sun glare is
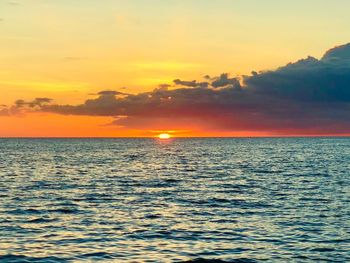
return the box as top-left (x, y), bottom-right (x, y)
top-left (158, 133), bottom-right (171, 139)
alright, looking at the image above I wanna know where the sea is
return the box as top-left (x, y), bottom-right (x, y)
top-left (0, 138), bottom-right (349, 262)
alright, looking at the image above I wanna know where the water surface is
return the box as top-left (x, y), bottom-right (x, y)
top-left (0, 138), bottom-right (349, 262)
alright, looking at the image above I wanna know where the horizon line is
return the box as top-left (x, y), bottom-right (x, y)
top-left (1, 135), bottom-right (350, 139)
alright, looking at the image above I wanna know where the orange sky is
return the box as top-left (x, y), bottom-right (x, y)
top-left (0, 113), bottom-right (275, 137)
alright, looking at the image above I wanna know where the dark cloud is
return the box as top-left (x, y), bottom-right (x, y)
top-left (97, 90), bottom-right (128, 96)
top-left (322, 43), bottom-right (350, 61)
top-left (174, 74), bottom-right (241, 89)
top-left (245, 54), bottom-right (350, 102)
top-left (4, 43), bottom-right (350, 135)
top-left (158, 83), bottom-right (172, 89)
top-left (173, 79), bottom-right (209, 88)
top-left (1, 98), bottom-right (52, 116)
top-left (211, 73), bottom-right (241, 89)
top-left (15, 98), bottom-right (52, 108)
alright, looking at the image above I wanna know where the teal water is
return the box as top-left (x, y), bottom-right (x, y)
top-left (0, 138), bottom-right (349, 262)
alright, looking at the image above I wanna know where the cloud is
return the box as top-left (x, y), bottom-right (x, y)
top-left (245, 54), bottom-right (350, 102)
top-left (4, 43), bottom-right (350, 135)
top-left (211, 73), bottom-right (241, 89)
top-left (158, 83), bottom-right (172, 89)
top-left (8, 1), bottom-right (20, 6)
top-left (15, 98), bottom-right (52, 108)
top-left (97, 90), bottom-right (129, 96)
top-left (173, 79), bottom-right (209, 88)
top-left (322, 43), bottom-right (350, 61)
top-left (0, 104), bottom-right (10, 116)
top-left (1, 98), bottom-right (52, 116)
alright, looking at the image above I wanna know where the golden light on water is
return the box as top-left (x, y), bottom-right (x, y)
top-left (158, 133), bottom-right (171, 139)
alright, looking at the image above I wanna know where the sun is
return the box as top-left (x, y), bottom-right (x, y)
top-left (158, 133), bottom-right (171, 139)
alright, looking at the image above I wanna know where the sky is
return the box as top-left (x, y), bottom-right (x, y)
top-left (1, 0), bottom-right (350, 137)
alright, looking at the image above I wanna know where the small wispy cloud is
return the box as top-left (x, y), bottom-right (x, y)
top-left (131, 61), bottom-right (203, 71)
top-left (8, 1), bottom-right (20, 6)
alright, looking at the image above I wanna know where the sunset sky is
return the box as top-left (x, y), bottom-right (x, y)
top-left (1, 0), bottom-right (350, 137)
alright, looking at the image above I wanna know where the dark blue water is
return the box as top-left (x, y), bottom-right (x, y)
top-left (0, 138), bottom-right (349, 262)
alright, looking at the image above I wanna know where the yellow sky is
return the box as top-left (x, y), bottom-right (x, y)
top-left (2, 0), bottom-right (349, 102)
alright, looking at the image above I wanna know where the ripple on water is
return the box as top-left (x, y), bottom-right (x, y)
top-left (0, 138), bottom-right (350, 262)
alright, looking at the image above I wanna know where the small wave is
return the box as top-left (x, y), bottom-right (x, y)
top-left (181, 258), bottom-right (258, 263)
top-left (144, 214), bottom-right (162, 219)
top-left (7, 208), bottom-right (42, 215)
top-left (77, 252), bottom-right (115, 260)
top-left (50, 208), bottom-right (79, 214)
top-left (27, 217), bottom-right (57, 223)
top-left (0, 254), bottom-right (68, 262)
top-left (309, 247), bottom-right (335, 252)
top-left (163, 178), bottom-right (181, 183)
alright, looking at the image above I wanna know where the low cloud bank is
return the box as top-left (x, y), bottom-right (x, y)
top-left (4, 43), bottom-right (350, 134)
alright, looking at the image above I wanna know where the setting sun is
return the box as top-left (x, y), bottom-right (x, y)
top-left (158, 133), bottom-right (171, 139)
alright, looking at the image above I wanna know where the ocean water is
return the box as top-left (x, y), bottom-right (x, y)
top-left (0, 138), bottom-right (349, 262)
